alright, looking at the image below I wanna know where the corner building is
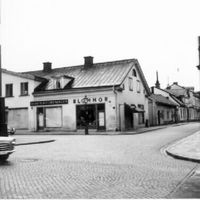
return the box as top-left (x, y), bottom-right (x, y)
top-left (25, 57), bottom-right (150, 133)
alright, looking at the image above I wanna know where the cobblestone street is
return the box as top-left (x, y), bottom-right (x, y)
top-left (1, 123), bottom-right (200, 198)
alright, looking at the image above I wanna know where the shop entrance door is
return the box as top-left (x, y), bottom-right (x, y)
top-left (37, 107), bottom-right (44, 130)
top-left (97, 104), bottom-right (105, 130)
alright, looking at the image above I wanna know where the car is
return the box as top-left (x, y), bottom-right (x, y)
top-left (8, 127), bottom-right (16, 135)
top-left (0, 136), bottom-right (15, 162)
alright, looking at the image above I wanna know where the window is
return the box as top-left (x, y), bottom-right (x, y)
top-left (5, 84), bottom-right (13, 97)
top-left (137, 80), bottom-right (141, 93)
top-left (133, 69), bottom-right (137, 77)
top-left (167, 111), bottom-right (169, 119)
top-left (55, 80), bottom-right (61, 89)
top-left (21, 82), bottom-right (28, 96)
top-left (128, 77), bottom-right (133, 91)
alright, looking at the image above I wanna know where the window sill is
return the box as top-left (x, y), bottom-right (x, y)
top-left (19, 94), bottom-right (30, 97)
top-left (5, 96), bottom-right (14, 98)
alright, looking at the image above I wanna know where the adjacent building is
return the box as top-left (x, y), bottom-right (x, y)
top-left (2, 68), bottom-right (43, 129)
top-left (166, 82), bottom-right (200, 121)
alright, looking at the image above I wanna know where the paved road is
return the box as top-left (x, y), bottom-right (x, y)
top-left (1, 123), bottom-right (200, 198)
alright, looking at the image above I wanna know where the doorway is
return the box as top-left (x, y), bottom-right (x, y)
top-left (76, 104), bottom-right (105, 130)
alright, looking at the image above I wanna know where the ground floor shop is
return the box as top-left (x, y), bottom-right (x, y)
top-left (29, 92), bottom-right (148, 133)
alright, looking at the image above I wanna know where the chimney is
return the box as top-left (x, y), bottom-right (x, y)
top-left (173, 82), bottom-right (178, 85)
top-left (43, 62), bottom-right (52, 72)
top-left (84, 56), bottom-right (93, 68)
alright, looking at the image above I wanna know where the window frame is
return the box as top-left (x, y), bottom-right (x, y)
top-left (5, 83), bottom-right (13, 97)
top-left (20, 82), bottom-right (29, 96)
top-left (128, 77), bottom-right (133, 91)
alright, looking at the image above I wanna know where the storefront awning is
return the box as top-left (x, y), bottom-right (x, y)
top-left (130, 104), bottom-right (145, 113)
top-left (133, 107), bottom-right (145, 113)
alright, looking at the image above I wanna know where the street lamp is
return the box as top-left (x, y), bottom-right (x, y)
top-left (0, 46), bottom-right (8, 136)
top-left (197, 36), bottom-right (200, 89)
top-left (82, 95), bottom-right (89, 135)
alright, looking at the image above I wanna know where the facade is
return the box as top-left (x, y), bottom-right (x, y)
top-left (148, 87), bottom-right (180, 126)
top-left (2, 69), bottom-right (43, 129)
top-left (23, 57), bottom-right (151, 132)
top-left (166, 82), bottom-right (200, 121)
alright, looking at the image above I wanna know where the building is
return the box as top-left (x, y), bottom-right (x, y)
top-left (22, 57), bottom-right (151, 133)
top-left (166, 82), bottom-right (200, 121)
top-left (2, 68), bottom-right (43, 129)
top-left (149, 86), bottom-right (186, 126)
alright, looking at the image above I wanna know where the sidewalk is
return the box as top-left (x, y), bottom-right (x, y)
top-left (165, 131), bottom-right (200, 163)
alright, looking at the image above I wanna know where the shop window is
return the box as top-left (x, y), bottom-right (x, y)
top-left (128, 77), bottom-right (133, 91)
top-left (138, 113), bottom-right (144, 124)
top-left (21, 82), bottom-right (28, 96)
top-left (76, 104), bottom-right (105, 130)
top-left (45, 107), bottom-right (62, 127)
top-left (5, 84), bottom-right (13, 97)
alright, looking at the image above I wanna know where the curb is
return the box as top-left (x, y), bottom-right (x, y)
top-left (165, 150), bottom-right (200, 163)
top-left (15, 139), bottom-right (55, 146)
top-left (165, 131), bottom-right (200, 163)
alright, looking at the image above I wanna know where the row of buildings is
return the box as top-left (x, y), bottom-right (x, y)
top-left (2, 57), bottom-right (200, 133)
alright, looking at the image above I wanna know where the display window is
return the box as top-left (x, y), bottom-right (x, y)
top-left (76, 104), bottom-right (105, 130)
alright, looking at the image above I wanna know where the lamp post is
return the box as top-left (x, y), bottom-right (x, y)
top-left (82, 95), bottom-right (89, 135)
top-left (0, 45), bottom-right (8, 136)
top-left (197, 36), bottom-right (200, 91)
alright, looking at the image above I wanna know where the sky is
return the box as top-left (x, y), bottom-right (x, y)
top-left (1, 0), bottom-right (200, 90)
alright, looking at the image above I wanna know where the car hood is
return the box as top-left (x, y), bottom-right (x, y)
top-left (0, 136), bottom-right (15, 142)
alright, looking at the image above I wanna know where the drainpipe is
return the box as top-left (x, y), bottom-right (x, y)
top-left (113, 85), bottom-right (119, 131)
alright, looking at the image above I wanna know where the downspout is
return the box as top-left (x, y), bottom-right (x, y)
top-left (113, 85), bottom-right (119, 131)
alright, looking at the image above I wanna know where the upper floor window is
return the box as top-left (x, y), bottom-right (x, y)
top-left (21, 82), bottom-right (28, 96)
top-left (128, 77), bottom-right (133, 91)
top-left (137, 80), bottom-right (141, 93)
top-left (133, 69), bottom-right (137, 77)
top-left (5, 84), bottom-right (13, 97)
top-left (56, 80), bottom-right (61, 89)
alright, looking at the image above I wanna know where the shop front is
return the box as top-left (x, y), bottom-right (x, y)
top-left (30, 94), bottom-right (116, 132)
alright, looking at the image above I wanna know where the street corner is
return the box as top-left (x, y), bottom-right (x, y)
top-left (165, 131), bottom-right (200, 163)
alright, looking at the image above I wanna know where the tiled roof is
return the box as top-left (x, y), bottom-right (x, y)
top-left (23, 58), bottom-right (150, 94)
top-left (150, 94), bottom-right (177, 106)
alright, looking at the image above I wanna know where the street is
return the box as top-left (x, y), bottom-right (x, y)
top-left (0, 122), bottom-right (200, 198)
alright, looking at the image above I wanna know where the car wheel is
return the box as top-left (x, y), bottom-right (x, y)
top-left (0, 155), bottom-right (9, 162)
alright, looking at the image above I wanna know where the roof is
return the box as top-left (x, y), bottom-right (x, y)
top-left (23, 58), bottom-right (151, 95)
top-left (165, 89), bottom-right (186, 97)
top-left (2, 68), bottom-right (44, 82)
top-left (150, 94), bottom-right (178, 107)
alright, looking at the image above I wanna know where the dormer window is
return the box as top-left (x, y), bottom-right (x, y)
top-left (56, 80), bottom-right (61, 89)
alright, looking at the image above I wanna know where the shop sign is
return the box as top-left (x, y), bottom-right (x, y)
top-left (73, 97), bottom-right (108, 104)
top-left (30, 96), bottom-right (108, 106)
top-left (30, 99), bottom-right (69, 106)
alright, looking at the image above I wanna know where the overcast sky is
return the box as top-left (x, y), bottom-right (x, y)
top-left (1, 0), bottom-right (200, 90)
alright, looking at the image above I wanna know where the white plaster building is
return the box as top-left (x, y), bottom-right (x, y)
top-left (2, 69), bottom-right (43, 129)
top-left (23, 57), bottom-right (151, 133)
